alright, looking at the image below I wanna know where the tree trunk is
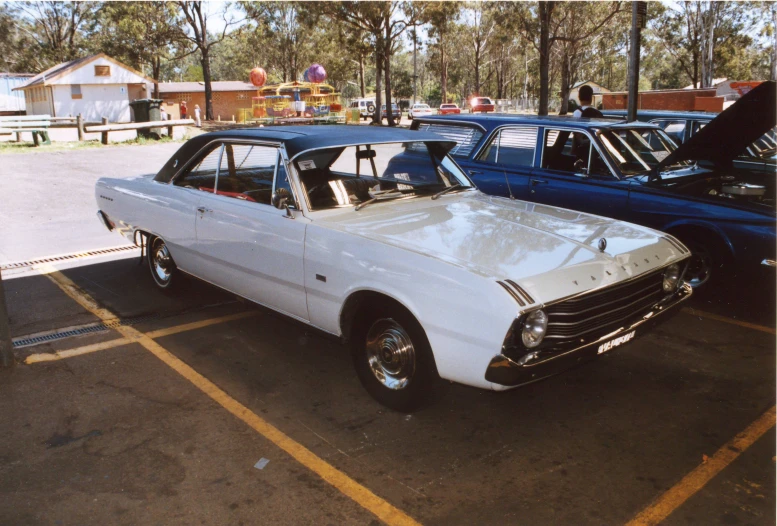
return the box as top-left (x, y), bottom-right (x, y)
top-left (384, 19), bottom-right (395, 126)
top-left (441, 34), bottom-right (447, 103)
top-left (359, 54), bottom-right (366, 98)
top-left (373, 42), bottom-right (383, 124)
top-left (559, 50), bottom-right (570, 115)
top-left (152, 56), bottom-right (161, 99)
top-left (771, 5), bottom-right (777, 81)
top-left (202, 48), bottom-right (214, 120)
top-left (474, 46), bottom-right (481, 95)
top-left (538, 1), bottom-right (552, 116)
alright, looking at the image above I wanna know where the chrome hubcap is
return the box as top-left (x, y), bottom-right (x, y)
top-left (152, 241), bottom-right (172, 283)
top-left (365, 319), bottom-right (415, 390)
top-left (685, 251), bottom-right (711, 288)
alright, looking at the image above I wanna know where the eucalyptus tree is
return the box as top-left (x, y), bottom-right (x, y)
top-left (176, 1), bottom-right (243, 120)
top-left (425, 1), bottom-right (461, 103)
top-left (11, 1), bottom-right (98, 69)
top-left (96, 2), bottom-right (184, 97)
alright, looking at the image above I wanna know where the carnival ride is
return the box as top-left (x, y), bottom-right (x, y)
top-left (240, 64), bottom-right (346, 125)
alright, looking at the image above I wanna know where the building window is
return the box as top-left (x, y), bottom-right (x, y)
top-left (95, 65), bottom-right (111, 77)
top-left (71, 84), bottom-right (82, 100)
top-left (237, 93), bottom-right (248, 100)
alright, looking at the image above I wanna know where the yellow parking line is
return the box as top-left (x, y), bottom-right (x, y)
top-left (626, 406), bottom-right (776, 526)
top-left (681, 307), bottom-right (776, 335)
top-left (146, 311), bottom-right (257, 338)
top-left (39, 264), bottom-right (421, 526)
top-left (25, 337), bottom-right (133, 364)
top-left (23, 311), bottom-right (258, 364)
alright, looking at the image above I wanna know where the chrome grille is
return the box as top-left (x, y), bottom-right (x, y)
top-left (544, 269), bottom-right (665, 341)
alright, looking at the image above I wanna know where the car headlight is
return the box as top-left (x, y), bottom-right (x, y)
top-left (663, 263), bottom-right (681, 292)
top-left (522, 309), bottom-right (548, 348)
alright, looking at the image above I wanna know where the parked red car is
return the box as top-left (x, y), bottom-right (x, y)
top-left (439, 103), bottom-right (461, 115)
top-left (470, 97), bottom-right (495, 113)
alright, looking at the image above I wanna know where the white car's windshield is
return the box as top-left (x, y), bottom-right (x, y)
top-left (598, 128), bottom-right (688, 176)
top-left (294, 141), bottom-right (473, 210)
top-left (414, 105), bottom-right (430, 109)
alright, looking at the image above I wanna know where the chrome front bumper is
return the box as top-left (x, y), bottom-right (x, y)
top-left (485, 283), bottom-right (692, 387)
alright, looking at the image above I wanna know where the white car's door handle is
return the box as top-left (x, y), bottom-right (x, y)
top-left (197, 206), bottom-right (213, 213)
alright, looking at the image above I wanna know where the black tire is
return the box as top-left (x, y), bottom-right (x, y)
top-left (674, 234), bottom-right (730, 290)
top-left (351, 302), bottom-right (437, 412)
top-left (147, 236), bottom-right (181, 291)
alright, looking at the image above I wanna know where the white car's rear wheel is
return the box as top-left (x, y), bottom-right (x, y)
top-left (147, 236), bottom-right (180, 290)
top-left (352, 303), bottom-right (436, 412)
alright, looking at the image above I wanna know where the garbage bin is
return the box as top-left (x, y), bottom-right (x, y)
top-left (129, 98), bottom-right (163, 139)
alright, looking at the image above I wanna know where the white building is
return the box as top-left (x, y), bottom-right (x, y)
top-left (14, 54), bottom-right (152, 122)
top-left (1, 73), bottom-right (33, 115)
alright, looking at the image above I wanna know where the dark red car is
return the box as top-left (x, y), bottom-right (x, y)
top-left (439, 103), bottom-right (461, 115)
top-left (470, 97), bottom-right (495, 113)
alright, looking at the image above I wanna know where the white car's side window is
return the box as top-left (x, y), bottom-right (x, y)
top-left (216, 144), bottom-right (279, 206)
top-left (173, 144), bottom-right (222, 193)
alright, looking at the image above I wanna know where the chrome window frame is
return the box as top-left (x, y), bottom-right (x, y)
top-left (167, 138), bottom-right (302, 212)
top-left (539, 126), bottom-right (620, 180)
top-left (474, 125), bottom-right (539, 167)
top-left (288, 139), bottom-right (476, 214)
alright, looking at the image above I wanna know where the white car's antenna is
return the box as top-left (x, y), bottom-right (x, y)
top-left (502, 168), bottom-right (516, 200)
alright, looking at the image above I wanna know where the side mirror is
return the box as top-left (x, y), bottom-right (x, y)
top-left (573, 159), bottom-right (589, 176)
top-left (271, 188), bottom-right (291, 210)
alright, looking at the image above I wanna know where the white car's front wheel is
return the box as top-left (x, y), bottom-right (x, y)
top-left (352, 303), bottom-right (436, 412)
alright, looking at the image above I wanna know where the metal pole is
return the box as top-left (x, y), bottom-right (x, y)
top-left (412, 25), bottom-right (417, 105)
top-left (0, 271), bottom-right (14, 368)
top-left (627, 1), bottom-right (645, 122)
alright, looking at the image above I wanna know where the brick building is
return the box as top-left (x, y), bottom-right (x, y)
top-left (158, 81), bottom-right (257, 120)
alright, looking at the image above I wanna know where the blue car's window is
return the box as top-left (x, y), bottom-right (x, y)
top-left (414, 123), bottom-right (484, 157)
top-left (478, 126), bottom-right (537, 167)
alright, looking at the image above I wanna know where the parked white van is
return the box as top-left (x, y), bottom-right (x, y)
top-left (348, 98), bottom-right (376, 120)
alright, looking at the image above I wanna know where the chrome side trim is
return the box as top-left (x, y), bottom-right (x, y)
top-left (762, 258), bottom-right (776, 267)
top-left (662, 235), bottom-right (690, 254)
top-left (497, 281), bottom-right (525, 306)
top-left (505, 279), bottom-right (535, 304)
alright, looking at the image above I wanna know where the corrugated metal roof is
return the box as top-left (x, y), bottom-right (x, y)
top-left (158, 81), bottom-right (257, 94)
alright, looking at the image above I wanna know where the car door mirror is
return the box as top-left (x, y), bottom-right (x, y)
top-left (271, 188), bottom-right (291, 210)
top-left (573, 158), bottom-right (589, 176)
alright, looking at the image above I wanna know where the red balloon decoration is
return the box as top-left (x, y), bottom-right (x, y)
top-left (250, 67), bottom-right (267, 87)
top-left (307, 63), bottom-right (327, 83)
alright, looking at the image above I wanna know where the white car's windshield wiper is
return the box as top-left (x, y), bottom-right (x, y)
top-left (354, 188), bottom-right (415, 211)
top-left (431, 183), bottom-right (463, 200)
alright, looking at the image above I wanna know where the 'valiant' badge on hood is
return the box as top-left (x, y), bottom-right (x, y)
top-left (598, 238), bottom-right (607, 252)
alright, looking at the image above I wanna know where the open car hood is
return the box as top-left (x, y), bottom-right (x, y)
top-left (656, 81), bottom-right (776, 170)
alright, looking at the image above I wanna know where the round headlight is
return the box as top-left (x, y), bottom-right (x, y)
top-left (522, 309), bottom-right (548, 348)
top-left (663, 263), bottom-right (681, 292)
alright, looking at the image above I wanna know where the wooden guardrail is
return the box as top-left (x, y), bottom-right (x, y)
top-left (85, 118), bottom-right (194, 144)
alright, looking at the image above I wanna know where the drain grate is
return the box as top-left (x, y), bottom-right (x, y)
top-left (1, 245), bottom-right (139, 271)
top-left (12, 312), bottom-right (161, 348)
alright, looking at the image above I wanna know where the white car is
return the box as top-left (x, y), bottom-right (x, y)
top-left (95, 126), bottom-right (692, 411)
top-left (409, 103), bottom-right (433, 120)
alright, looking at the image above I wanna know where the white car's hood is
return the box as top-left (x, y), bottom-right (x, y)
top-left (318, 192), bottom-right (688, 304)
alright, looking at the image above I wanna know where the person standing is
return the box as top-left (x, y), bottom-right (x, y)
top-left (194, 104), bottom-right (202, 127)
top-left (180, 101), bottom-right (187, 120)
top-left (160, 107), bottom-right (168, 121)
top-left (573, 85), bottom-right (603, 118)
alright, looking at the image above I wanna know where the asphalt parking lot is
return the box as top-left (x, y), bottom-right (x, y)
top-left (1, 144), bottom-right (775, 525)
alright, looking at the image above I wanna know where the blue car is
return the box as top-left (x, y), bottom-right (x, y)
top-left (600, 108), bottom-right (777, 173)
top-left (408, 81), bottom-right (776, 288)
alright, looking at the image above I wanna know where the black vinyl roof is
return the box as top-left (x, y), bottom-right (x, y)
top-left (154, 125), bottom-right (455, 183)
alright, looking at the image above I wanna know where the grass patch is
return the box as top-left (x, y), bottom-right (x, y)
top-left (0, 133), bottom-right (191, 155)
